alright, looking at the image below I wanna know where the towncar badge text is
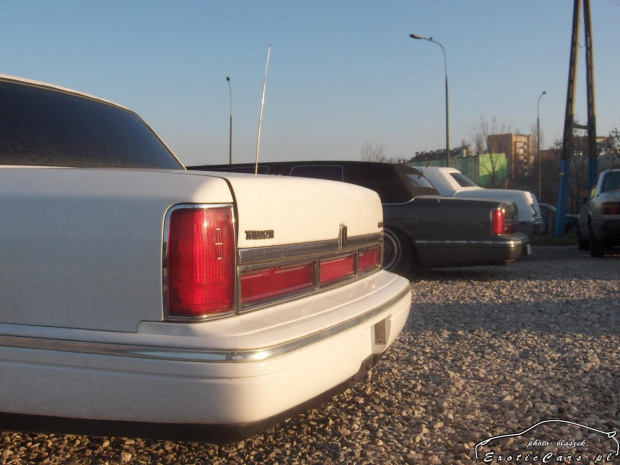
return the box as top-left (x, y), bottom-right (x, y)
top-left (245, 229), bottom-right (275, 240)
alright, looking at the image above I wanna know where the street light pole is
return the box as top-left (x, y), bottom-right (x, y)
top-left (226, 76), bottom-right (233, 165)
top-left (537, 90), bottom-right (547, 201)
top-left (410, 33), bottom-right (450, 167)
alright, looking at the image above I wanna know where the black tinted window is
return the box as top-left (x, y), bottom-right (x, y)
top-left (289, 165), bottom-right (343, 181)
top-left (345, 164), bottom-right (415, 203)
top-left (406, 173), bottom-right (435, 190)
top-left (0, 80), bottom-right (182, 169)
top-left (601, 171), bottom-right (620, 192)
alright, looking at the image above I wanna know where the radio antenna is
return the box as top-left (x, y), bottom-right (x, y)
top-left (255, 44), bottom-right (271, 175)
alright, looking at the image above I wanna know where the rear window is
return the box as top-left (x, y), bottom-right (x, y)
top-left (405, 173), bottom-right (435, 190)
top-left (450, 172), bottom-right (479, 188)
top-left (601, 171), bottom-right (620, 193)
top-left (0, 80), bottom-right (182, 169)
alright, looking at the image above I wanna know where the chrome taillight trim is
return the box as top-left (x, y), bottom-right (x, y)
top-left (162, 203), bottom-right (237, 322)
top-left (238, 233), bottom-right (382, 266)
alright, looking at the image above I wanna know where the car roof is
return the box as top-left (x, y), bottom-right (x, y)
top-left (0, 74), bottom-right (129, 112)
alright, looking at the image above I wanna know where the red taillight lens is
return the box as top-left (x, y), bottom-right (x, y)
top-left (504, 221), bottom-right (517, 234)
top-left (359, 247), bottom-right (382, 273)
top-left (602, 202), bottom-right (620, 215)
top-left (491, 208), bottom-right (505, 235)
top-left (320, 254), bottom-right (355, 286)
top-left (166, 207), bottom-right (235, 318)
top-left (241, 262), bottom-right (315, 306)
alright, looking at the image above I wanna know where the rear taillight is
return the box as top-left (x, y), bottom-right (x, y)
top-left (320, 254), bottom-right (355, 286)
top-left (358, 247), bottom-right (382, 273)
top-left (491, 208), bottom-right (505, 235)
top-left (166, 206), bottom-right (235, 318)
top-left (241, 262), bottom-right (315, 306)
top-left (503, 222), bottom-right (517, 234)
top-left (602, 202), bottom-right (620, 215)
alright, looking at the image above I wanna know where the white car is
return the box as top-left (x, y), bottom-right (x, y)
top-left (416, 167), bottom-right (544, 236)
top-left (0, 75), bottom-right (411, 441)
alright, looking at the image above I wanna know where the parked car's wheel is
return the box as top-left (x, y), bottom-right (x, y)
top-left (383, 227), bottom-right (412, 275)
top-left (589, 225), bottom-right (606, 258)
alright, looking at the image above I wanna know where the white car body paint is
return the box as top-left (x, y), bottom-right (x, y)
top-left (0, 165), bottom-right (409, 428)
top-left (0, 75), bottom-right (411, 434)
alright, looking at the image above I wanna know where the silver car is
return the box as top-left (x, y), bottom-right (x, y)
top-left (577, 169), bottom-right (620, 257)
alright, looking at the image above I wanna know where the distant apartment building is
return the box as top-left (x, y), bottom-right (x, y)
top-left (410, 145), bottom-right (508, 187)
top-left (409, 133), bottom-right (536, 189)
top-left (486, 133), bottom-right (535, 180)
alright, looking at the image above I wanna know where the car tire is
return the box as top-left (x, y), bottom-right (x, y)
top-left (589, 226), bottom-right (606, 258)
top-left (383, 227), bottom-right (412, 275)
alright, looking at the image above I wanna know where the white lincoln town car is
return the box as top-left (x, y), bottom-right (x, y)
top-left (0, 75), bottom-right (411, 441)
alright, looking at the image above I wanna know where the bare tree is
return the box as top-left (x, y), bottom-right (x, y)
top-left (470, 116), bottom-right (513, 188)
top-left (540, 144), bottom-right (560, 204)
top-left (470, 116), bottom-right (489, 154)
top-left (470, 116), bottom-right (513, 153)
top-left (599, 127), bottom-right (620, 171)
top-left (360, 141), bottom-right (388, 162)
top-left (612, 127), bottom-right (620, 147)
top-left (552, 130), bottom-right (590, 213)
top-left (478, 153), bottom-right (507, 188)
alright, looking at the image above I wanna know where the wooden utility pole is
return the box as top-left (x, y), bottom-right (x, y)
top-left (583, 0), bottom-right (598, 192)
top-left (555, 0), bottom-right (597, 236)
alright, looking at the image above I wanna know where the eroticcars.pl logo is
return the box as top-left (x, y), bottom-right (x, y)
top-left (474, 420), bottom-right (619, 464)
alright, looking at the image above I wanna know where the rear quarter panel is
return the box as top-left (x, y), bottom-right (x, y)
top-left (0, 168), bottom-right (233, 332)
top-left (383, 196), bottom-right (514, 240)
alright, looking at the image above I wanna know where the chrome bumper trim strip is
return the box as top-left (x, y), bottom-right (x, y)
top-left (0, 285), bottom-right (410, 364)
top-left (414, 239), bottom-right (522, 247)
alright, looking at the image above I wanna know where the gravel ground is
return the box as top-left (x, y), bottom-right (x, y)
top-left (1, 246), bottom-right (618, 465)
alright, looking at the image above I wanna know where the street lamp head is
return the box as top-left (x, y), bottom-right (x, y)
top-left (409, 33), bottom-right (425, 40)
top-left (543, 90), bottom-right (546, 95)
top-left (226, 76), bottom-right (230, 82)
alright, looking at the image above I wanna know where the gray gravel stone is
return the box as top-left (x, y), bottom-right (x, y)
top-left (0, 246), bottom-right (618, 464)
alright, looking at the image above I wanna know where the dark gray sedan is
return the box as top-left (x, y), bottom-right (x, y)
top-left (190, 161), bottom-right (529, 275)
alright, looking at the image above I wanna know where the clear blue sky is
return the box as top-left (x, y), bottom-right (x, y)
top-left (1, 1), bottom-right (619, 166)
